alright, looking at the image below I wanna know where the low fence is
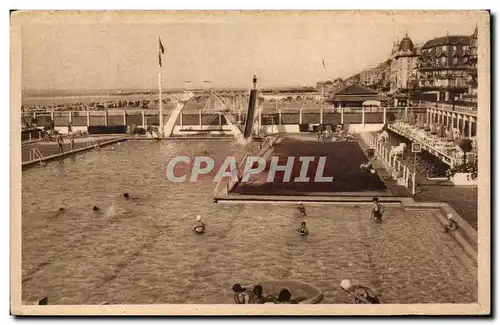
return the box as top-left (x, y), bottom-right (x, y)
top-left (361, 132), bottom-right (417, 195)
top-left (22, 128), bottom-right (43, 142)
top-left (418, 100), bottom-right (478, 113)
top-left (22, 107), bottom-right (419, 129)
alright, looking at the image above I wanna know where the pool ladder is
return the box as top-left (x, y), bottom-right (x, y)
top-left (29, 148), bottom-right (44, 165)
top-left (86, 137), bottom-right (100, 151)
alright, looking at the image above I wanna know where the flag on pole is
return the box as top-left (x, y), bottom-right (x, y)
top-left (159, 37), bottom-right (165, 54)
top-left (158, 37), bottom-right (165, 67)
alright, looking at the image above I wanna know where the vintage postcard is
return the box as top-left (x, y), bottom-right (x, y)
top-left (10, 10), bottom-right (490, 315)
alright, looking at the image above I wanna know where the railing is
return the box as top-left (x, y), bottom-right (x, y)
top-left (418, 101), bottom-right (477, 113)
top-left (22, 129), bottom-right (43, 143)
top-left (86, 137), bottom-right (100, 150)
top-left (360, 132), bottom-right (417, 195)
top-left (29, 148), bottom-right (44, 165)
top-left (388, 122), bottom-right (478, 167)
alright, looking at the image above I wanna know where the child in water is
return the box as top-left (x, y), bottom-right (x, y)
top-left (249, 285), bottom-right (275, 304)
top-left (340, 279), bottom-right (380, 304)
top-left (296, 202), bottom-right (307, 217)
top-left (232, 284), bottom-right (252, 304)
top-left (123, 193), bottom-right (140, 200)
top-left (444, 213), bottom-right (459, 233)
top-left (275, 288), bottom-right (306, 304)
top-left (298, 221), bottom-right (309, 236)
top-left (193, 215), bottom-right (205, 234)
top-left (371, 197), bottom-right (384, 223)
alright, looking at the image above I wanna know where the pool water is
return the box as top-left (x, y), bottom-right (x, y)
top-left (22, 140), bottom-right (477, 304)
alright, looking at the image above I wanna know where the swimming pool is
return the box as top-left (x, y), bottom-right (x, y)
top-left (22, 140), bottom-right (477, 304)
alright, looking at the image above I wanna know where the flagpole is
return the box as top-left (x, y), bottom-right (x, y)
top-left (158, 36), bottom-right (164, 138)
top-left (159, 70), bottom-right (163, 137)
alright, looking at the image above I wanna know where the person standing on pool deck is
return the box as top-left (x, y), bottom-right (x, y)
top-left (57, 133), bottom-right (64, 154)
top-left (69, 132), bottom-right (75, 151)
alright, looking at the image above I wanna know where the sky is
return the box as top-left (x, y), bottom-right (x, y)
top-left (19, 11), bottom-right (484, 91)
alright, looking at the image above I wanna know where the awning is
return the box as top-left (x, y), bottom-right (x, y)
top-left (331, 95), bottom-right (385, 102)
top-left (362, 100), bottom-right (381, 107)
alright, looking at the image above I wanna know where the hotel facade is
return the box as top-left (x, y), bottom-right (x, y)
top-left (352, 27), bottom-right (478, 107)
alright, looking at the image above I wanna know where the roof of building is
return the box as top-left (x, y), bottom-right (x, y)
top-left (330, 94), bottom-right (385, 102)
top-left (333, 84), bottom-right (379, 95)
top-left (399, 35), bottom-right (414, 52)
top-left (422, 35), bottom-right (471, 49)
top-left (472, 26), bottom-right (478, 39)
top-left (327, 84), bottom-right (383, 102)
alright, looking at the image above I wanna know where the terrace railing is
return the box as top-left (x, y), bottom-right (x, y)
top-left (360, 132), bottom-right (417, 195)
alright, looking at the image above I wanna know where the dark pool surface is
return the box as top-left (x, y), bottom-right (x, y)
top-left (232, 138), bottom-right (388, 195)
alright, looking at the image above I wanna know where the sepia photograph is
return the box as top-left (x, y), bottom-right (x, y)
top-left (10, 10), bottom-right (490, 315)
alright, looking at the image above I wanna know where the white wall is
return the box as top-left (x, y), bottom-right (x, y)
top-left (171, 125), bottom-right (234, 136)
top-left (260, 123), bottom-right (384, 135)
top-left (55, 126), bottom-right (87, 134)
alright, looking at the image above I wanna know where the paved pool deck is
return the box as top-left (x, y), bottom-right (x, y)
top-left (21, 135), bottom-right (124, 163)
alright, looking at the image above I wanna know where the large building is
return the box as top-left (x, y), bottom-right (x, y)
top-left (417, 29), bottom-right (477, 102)
top-left (316, 27), bottom-right (478, 106)
top-left (389, 33), bottom-right (421, 105)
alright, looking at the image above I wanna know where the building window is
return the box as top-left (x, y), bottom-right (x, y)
top-left (442, 45), bottom-right (447, 52)
top-left (452, 57), bottom-right (458, 64)
top-left (453, 45), bottom-right (457, 51)
top-left (441, 56), bottom-right (446, 65)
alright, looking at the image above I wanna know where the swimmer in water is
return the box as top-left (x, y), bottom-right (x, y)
top-left (340, 279), bottom-right (380, 304)
top-left (249, 285), bottom-right (273, 304)
top-left (93, 206), bottom-right (100, 212)
top-left (371, 197), bottom-right (384, 223)
top-left (193, 215), bottom-right (205, 234)
top-left (232, 284), bottom-right (252, 304)
top-left (276, 288), bottom-right (305, 304)
top-left (123, 192), bottom-right (138, 200)
top-left (296, 202), bottom-right (307, 217)
top-left (297, 221), bottom-right (309, 236)
top-left (50, 207), bottom-right (66, 219)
